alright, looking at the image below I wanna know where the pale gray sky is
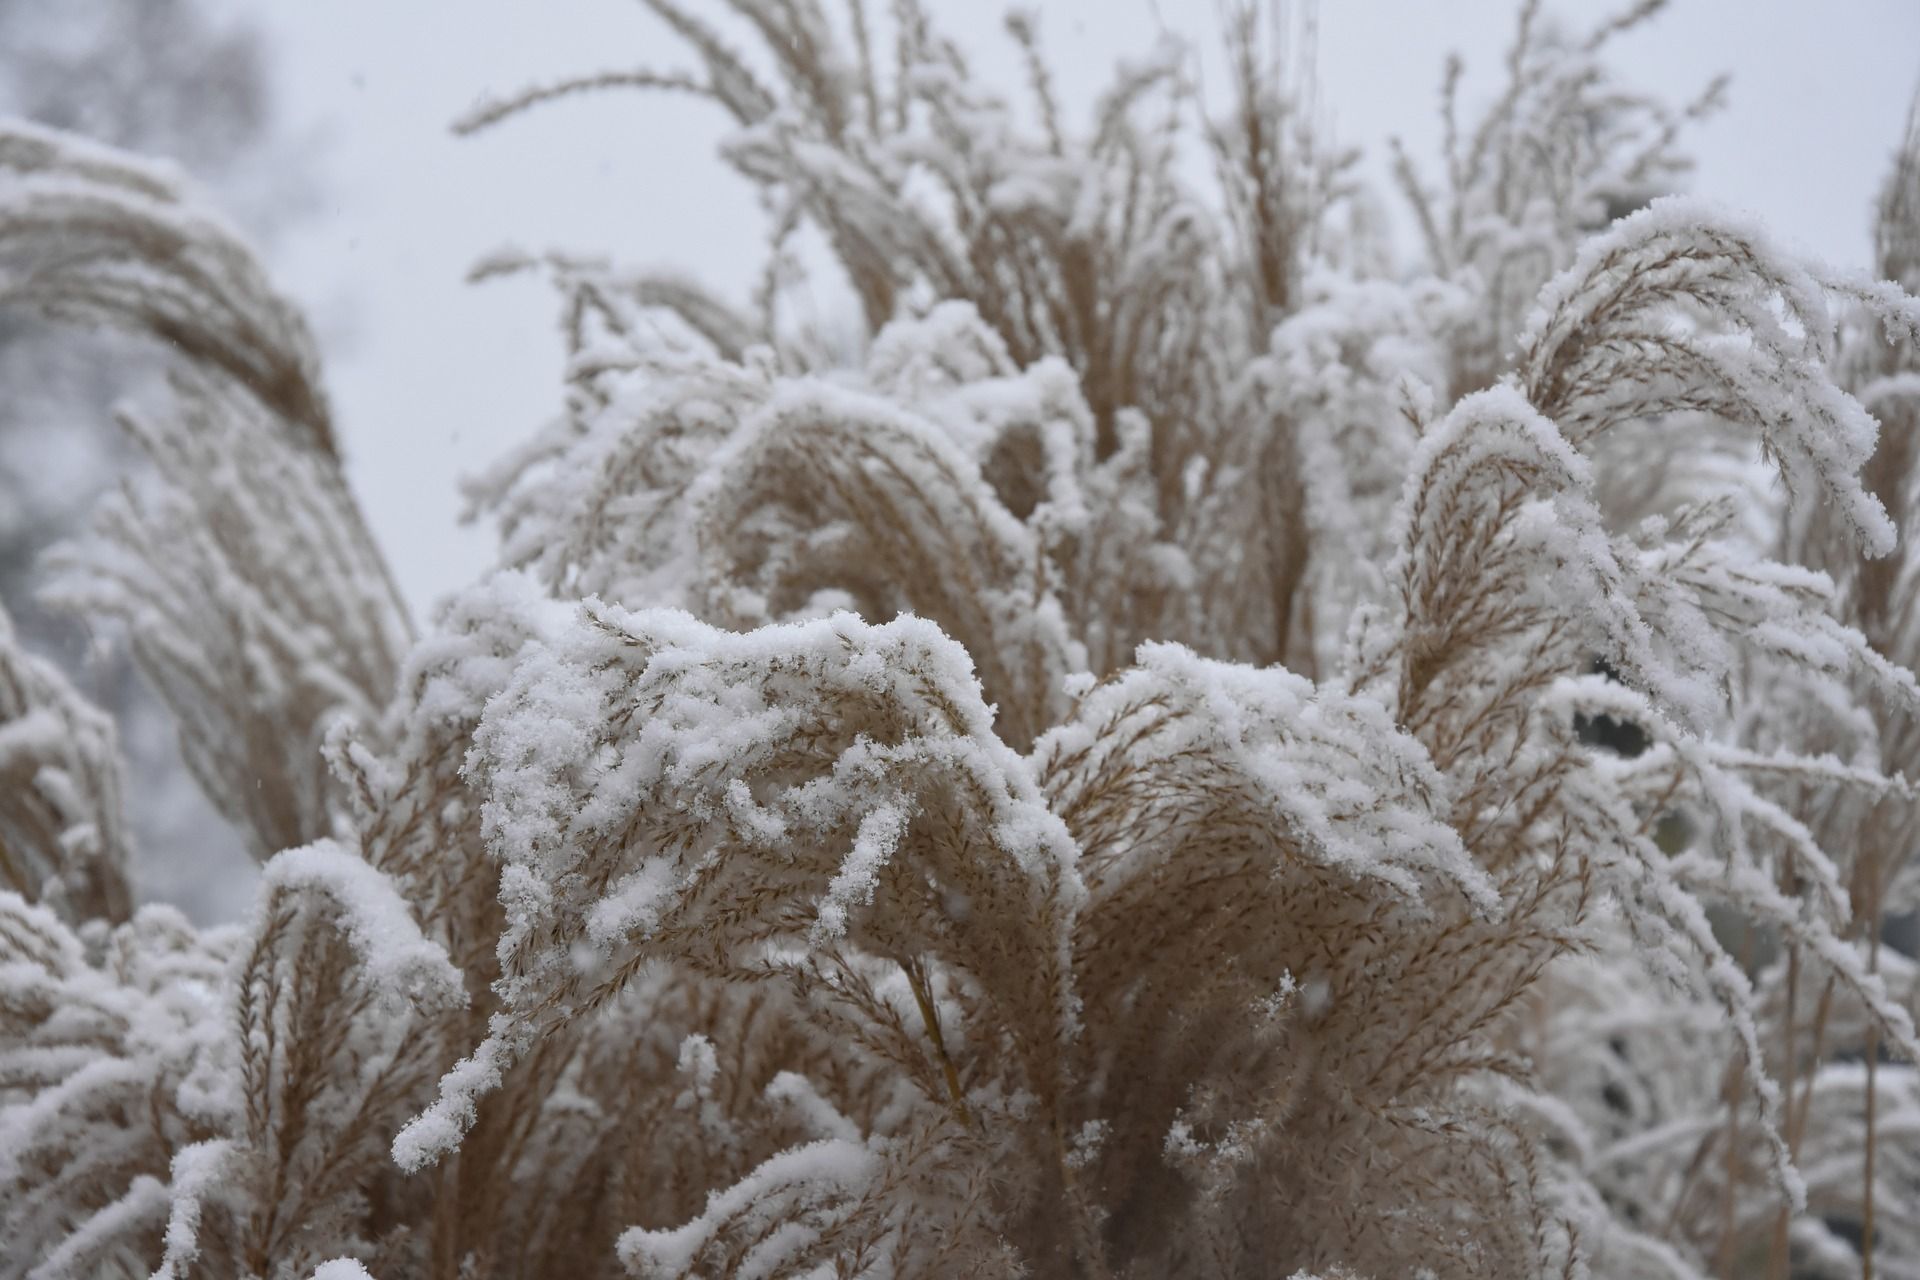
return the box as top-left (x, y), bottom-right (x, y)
top-left (252, 0), bottom-right (1920, 612)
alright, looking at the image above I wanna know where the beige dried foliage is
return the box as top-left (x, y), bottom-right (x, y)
top-left (0, 603), bottom-right (131, 925)
top-left (1, 6), bottom-right (1918, 1280)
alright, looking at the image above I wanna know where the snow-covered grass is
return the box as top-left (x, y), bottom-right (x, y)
top-left (1, 2), bottom-right (1918, 1276)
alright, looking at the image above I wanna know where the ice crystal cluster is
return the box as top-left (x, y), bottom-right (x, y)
top-left (2, 3), bottom-right (1919, 1277)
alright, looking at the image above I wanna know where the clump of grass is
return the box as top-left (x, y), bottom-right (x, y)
top-left (2, 5), bottom-right (1917, 1278)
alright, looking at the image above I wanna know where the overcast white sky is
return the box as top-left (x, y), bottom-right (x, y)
top-left (251, 0), bottom-right (1920, 613)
